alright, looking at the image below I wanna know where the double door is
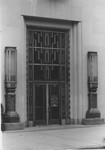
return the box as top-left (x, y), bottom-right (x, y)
top-left (34, 83), bottom-right (60, 125)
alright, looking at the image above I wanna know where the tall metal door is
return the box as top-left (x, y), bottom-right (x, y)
top-left (27, 27), bottom-right (68, 126)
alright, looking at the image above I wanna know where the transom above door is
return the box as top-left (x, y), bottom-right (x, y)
top-left (27, 27), bottom-right (69, 126)
top-left (28, 28), bottom-right (66, 82)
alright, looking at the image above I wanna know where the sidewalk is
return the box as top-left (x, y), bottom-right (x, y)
top-left (2, 124), bottom-right (105, 150)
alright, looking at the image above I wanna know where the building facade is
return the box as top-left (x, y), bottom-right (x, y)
top-left (1, 0), bottom-right (105, 130)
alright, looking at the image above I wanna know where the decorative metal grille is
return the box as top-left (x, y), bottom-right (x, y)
top-left (27, 27), bottom-right (70, 124)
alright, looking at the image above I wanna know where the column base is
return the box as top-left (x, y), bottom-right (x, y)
top-left (3, 111), bottom-right (20, 123)
top-left (82, 118), bottom-right (104, 125)
top-left (86, 108), bottom-right (100, 118)
top-left (2, 122), bottom-right (25, 131)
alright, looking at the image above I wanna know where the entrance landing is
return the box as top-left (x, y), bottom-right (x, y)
top-left (4, 124), bottom-right (105, 133)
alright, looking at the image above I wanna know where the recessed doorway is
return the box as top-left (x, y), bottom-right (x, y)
top-left (27, 27), bottom-right (69, 126)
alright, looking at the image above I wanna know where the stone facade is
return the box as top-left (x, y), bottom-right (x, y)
top-left (1, 0), bottom-right (105, 130)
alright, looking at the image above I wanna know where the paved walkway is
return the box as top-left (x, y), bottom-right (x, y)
top-left (1, 124), bottom-right (105, 150)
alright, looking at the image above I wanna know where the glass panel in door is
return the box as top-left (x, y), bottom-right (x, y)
top-left (49, 84), bottom-right (60, 124)
top-left (34, 84), bottom-right (46, 125)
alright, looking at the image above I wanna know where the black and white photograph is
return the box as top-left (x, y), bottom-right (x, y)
top-left (0, 0), bottom-right (105, 149)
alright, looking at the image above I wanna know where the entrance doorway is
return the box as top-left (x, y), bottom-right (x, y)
top-left (27, 27), bottom-right (69, 126)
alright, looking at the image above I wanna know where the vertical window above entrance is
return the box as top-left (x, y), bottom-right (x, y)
top-left (27, 27), bottom-right (70, 126)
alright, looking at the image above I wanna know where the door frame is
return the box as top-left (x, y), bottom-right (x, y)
top-left (24, 16), bottom-right (83, 126)
top-left (27, 25), bottom-right (70, 126)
